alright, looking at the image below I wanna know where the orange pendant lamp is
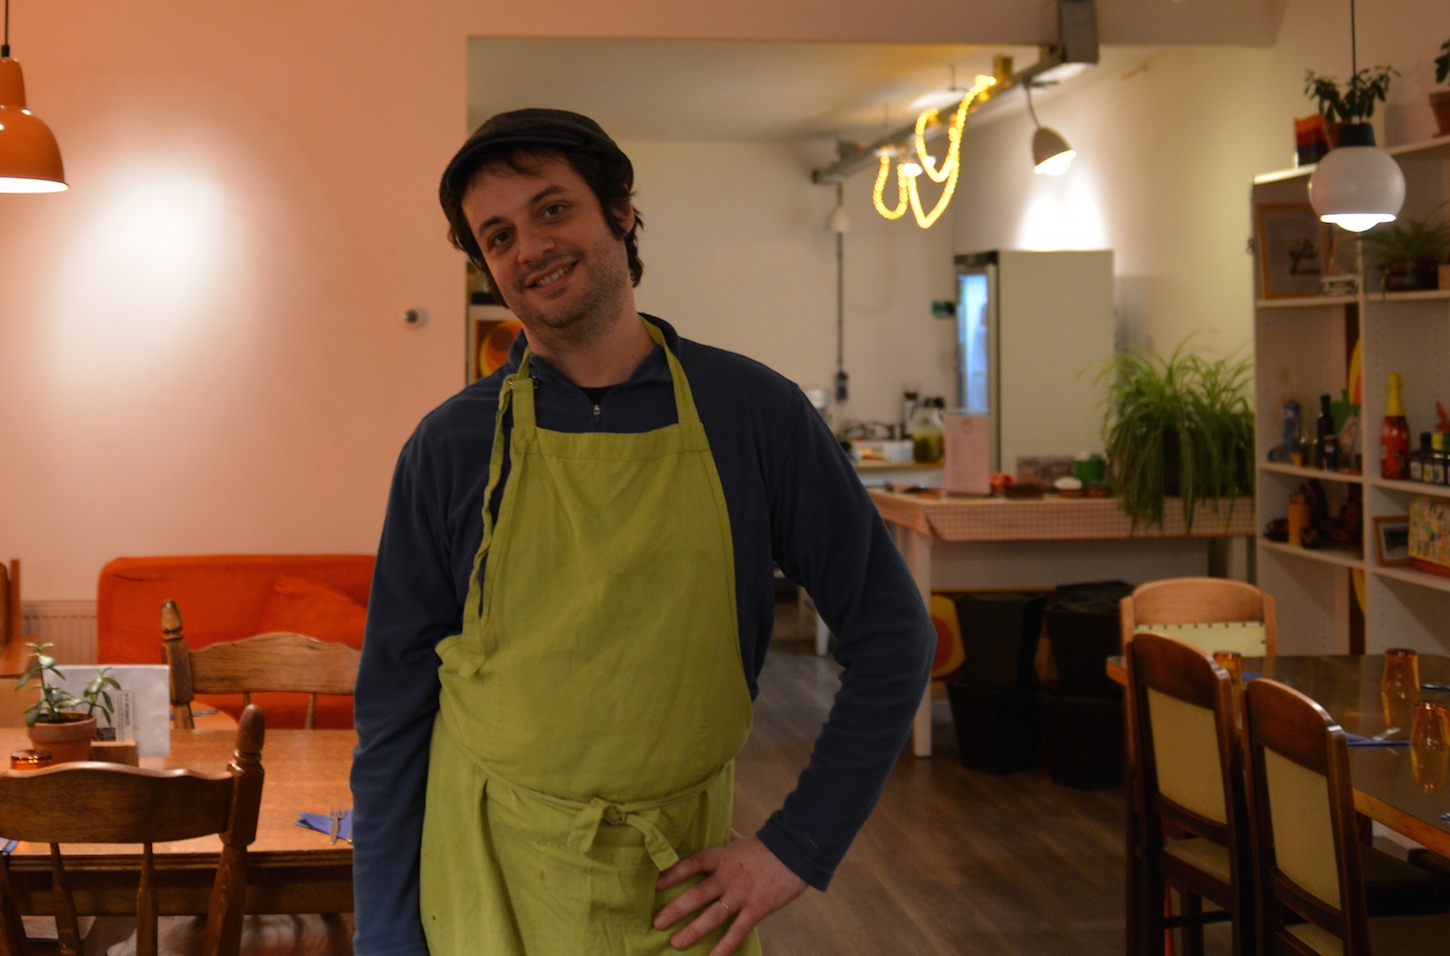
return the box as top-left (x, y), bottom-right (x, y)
top-left (0, 0), bottom-right (65, 193)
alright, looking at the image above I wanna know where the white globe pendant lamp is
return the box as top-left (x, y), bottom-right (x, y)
top-left (1307, 0), bottom-right (1401, 233)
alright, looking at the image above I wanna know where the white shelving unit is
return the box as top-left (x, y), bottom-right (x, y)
top-left (1252, 136), bottom-right (1450, 656)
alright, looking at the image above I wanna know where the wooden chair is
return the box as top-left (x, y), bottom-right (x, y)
top-left (1128, 631), bottom-right (1253, 956)
top-left (0, 705), bottom-right (265, 956)
top-left (161, 600), bottom-right (360, 730)
top-left (1243, 679), bottom-right (1450, 955)
top-left (1121, 578), bottom-right (1276, 658)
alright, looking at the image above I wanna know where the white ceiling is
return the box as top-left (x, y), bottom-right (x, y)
top-left (467, 40), bottom-right (1050, 144)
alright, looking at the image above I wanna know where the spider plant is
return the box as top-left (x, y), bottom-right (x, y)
top-left (1098, 340), bottom-right (1255, 531)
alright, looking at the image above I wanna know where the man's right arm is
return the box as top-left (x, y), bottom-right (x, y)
top-left (351, 433), bottom-right (461, 956)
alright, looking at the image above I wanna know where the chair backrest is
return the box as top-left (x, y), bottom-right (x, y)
top-left (1120, 577), bottom-right (1276, 657)
top-left (1128, 631), bottom-right (1245, 860)
top-left (1243, 678), bottom-right (1369, 956)
top-left (162, 600), bottom-right (360, 730)
top-left (0, 705), bottom-right (265, 956)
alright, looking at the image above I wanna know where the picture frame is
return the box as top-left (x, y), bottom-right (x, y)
top-left (467, 305), bottom-right (522, 384)
top-left (1255, 203), bottom-right (1325, 299)
top-left (1374, 514), bottom-right (1412, 567)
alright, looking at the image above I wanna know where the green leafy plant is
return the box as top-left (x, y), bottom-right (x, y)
top-left (14, 643), bottom-right (120, 728)
top-left (1436, 39), bottom-right (1449, 85)
top-left (1304, 66), bottom-right (1397, 122)
top-left (1098, 340), bottom-right (1255, 531)
top-left (1360, 217), bottom-right (1450, 274)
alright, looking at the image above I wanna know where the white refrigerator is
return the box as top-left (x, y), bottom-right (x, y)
top-left (955, 249), bottom-right (1116, 473)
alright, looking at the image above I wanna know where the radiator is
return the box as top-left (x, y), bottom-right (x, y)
top-left (19, 601), bottom-right (98, 665)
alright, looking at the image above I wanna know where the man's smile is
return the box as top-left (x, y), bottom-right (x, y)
top-left (526, 259), bottom-right (577, 292)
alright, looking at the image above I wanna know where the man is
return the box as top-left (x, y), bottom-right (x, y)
top-left (351, 109), bottom-right (933, 956)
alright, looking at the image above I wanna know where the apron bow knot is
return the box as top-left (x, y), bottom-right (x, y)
top-left (566, 797), bottom-right (681, 872)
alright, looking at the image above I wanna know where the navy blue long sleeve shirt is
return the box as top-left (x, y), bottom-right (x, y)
top-left (351, 317), bottom-right (934, 956)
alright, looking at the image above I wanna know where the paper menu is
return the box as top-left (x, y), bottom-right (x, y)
top-left (943, 413), bottom-right (991, 495)
top-left (48, 664), bottom-right (170, 757)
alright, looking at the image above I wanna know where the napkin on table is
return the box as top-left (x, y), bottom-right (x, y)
top-left (295, 810), bottom-right (353, 843)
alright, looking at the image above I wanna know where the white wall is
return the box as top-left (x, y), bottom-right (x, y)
top-left (952, 0), bottom-right (1450, 358)
top-left (628, 141), bottom-right (957, 429)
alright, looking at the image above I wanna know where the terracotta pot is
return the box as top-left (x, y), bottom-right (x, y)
top-left (28, 713), bottom-right (96, 765)
top-left (1432, 91), bottom-right (1450, 139)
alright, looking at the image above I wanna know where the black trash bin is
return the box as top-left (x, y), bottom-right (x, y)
top-left (952, 591), bottom-right (1049, 690)
top-left (1037, 691), bottom-right (1124, 790)
top-left (946, 680), bottom-right (1039, 774)
top-left (1045, 581), bottom-right (1135, 697)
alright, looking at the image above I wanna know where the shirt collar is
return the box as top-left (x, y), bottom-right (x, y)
top-left (503, 315), bottom-right (678, 389)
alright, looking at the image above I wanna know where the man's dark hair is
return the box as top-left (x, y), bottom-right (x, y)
top-left (439, 109), bottom-right (643, 289)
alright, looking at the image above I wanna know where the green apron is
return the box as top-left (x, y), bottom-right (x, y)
top-left (421, 319), bottom-right (760, 956)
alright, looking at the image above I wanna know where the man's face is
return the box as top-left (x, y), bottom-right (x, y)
top-left (462, 153), bottom-right (633, 341)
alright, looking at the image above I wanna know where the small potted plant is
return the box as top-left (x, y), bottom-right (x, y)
top-left (1433, 39), bottom-right (1450, 138)
top-left (1361, 216), bottom-right (1450, 292)
top-left (1304, 66), bottom-right (1397, 146)
top-left (14, 643), bottom-right (120, 764)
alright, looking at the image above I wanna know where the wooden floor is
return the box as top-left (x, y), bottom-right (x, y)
top-left (740, 637), bottom-right (1129, 955)
top-left (104, 599), bottom-right (1222, 955)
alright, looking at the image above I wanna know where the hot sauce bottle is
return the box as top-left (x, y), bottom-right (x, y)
top-left (1381, 372), bottom-right (1411, 480)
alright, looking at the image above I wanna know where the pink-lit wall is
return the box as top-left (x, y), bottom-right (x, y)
top-left (0, 1), bottom-right (1073, 599)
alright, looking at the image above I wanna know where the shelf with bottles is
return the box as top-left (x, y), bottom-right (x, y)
top-left (1370, 476), bottom-right (1450, 499)
top-left (1260, 462), bottom-right (1364, 483)
top-left (1260, 537), bottom-right (1365, 570)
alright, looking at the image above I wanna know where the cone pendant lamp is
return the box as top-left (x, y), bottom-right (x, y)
top-left (0, 0), bottom-right (66, 193)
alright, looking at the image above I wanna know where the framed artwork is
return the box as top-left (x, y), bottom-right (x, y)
top-left (1374, 514), bottom-right (1412, 567)
top-left (467, 306), bottom-right (522, 384)
top-left (1255, 203), bottom-right (1324, 299)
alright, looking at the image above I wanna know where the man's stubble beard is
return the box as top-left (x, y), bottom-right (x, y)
top-left (505, 236), bottom-right (631, 352)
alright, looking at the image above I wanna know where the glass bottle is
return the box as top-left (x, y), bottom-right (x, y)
top-left (1381, 373), bottom-right (1411, 480)
top-left (1412, 433), bottom-right (1430, 482)
top-left (1435, 432), bottom-right (1449, 486)
top-left (1316, 394), bottom-right (1338, 471)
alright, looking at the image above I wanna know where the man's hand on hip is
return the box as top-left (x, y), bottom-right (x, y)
top-left (652, 832), bottom-right (807, 955)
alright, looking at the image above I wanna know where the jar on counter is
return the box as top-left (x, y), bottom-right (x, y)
top-left (911, 399), bottom-right (944, 463)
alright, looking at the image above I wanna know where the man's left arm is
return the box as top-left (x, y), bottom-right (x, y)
top-left (655, 385), bottom-right (934, 952)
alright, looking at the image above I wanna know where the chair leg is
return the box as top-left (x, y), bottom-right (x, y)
top-left (1180, 892), bottom-right (1204, 956)
top-left (1141, 873), bottom-right (1168, 956)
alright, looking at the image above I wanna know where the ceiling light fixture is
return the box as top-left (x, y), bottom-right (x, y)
top-left (1307, 0), bottom-right (1403, 233)
top-left (872, 73), bottom-right (995, 228)
top-left (1024, 82), bottom-right (1075, 176)
top-left (0, 0), bottom-right (66, 193)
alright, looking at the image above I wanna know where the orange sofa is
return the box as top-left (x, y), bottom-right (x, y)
top-left (97, 555), bottom-right (374, 729)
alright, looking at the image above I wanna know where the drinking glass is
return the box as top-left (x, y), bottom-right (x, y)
top-left (1213, 651), bottom-right (1244, 684)
top-left (10, 749), bottom-right (51, 771)
top-left (1382, 648), bottom-right (1421, 730)
top-left (1412, 701), bottom-right (1450, 790)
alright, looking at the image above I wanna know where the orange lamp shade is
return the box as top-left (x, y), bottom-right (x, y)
top-left (0, 57), bottom-right (66, 193)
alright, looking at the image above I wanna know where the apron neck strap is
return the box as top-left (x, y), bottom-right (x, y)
top-left (508, 318), bottom-right (701, 431)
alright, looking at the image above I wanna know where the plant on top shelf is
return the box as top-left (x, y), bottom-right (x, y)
top-left (1304, 66), bottom-right (1397, 127)
top-left (15, 642), bottom-right (119, 727)
top-left (1433, 39), bottom-right (1450, 137)
top-left (1098, 339), bottom-right (1254, 532)
top-left (1360, 215), bottom-right (1450, 292)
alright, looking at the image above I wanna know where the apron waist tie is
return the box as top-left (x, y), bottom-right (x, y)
top-left (438, 703), bottom-right (724, 873)
top-left (567, 799), bottom-right (680, 871)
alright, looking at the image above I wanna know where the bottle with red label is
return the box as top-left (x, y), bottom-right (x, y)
top-left (1381, 372), bottom-right (1411, 480)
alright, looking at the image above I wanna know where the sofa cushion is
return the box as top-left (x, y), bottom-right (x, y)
top-left (259, 577), bottom-right (368, 648)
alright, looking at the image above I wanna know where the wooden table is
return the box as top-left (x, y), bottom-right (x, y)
top-left (1, 728), bottom-right (355, 915)
top-left (1109, 654), bottom-right (1450, 858)
top-left (871, 490), bottom-right (1256, 756)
